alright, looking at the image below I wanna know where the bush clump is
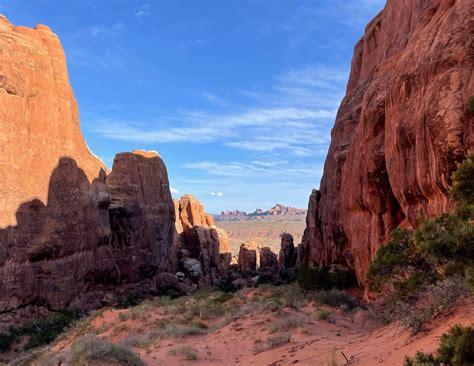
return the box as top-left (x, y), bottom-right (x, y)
top-left (313, 289), bottom-right (358, 310)
top-left (467, 96), bottom-right (474, 115)
top-left (298, 266), bottom-right (357, 291)
top-left (404, 324), bottom-right (474, 366)
top-left (0, 309), bottom-right (81, 352)
top-left (367, 156), bottom-right (473, 331)
top-left (70, 334), bottom-right (145, 366)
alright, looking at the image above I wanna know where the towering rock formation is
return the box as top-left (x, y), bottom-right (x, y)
top-left (0, 16), bottom-right (106, 228)
top-left (302, 0), bottom-right (474, 285)
top-left (0, 18), bottom-right (178, 326)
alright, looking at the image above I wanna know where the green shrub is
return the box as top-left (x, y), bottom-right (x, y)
top-left (298, 266), bottom-right (357, 291)
top-left (0, 332), bottom-right (15, 353)
top-left (70, 334), bottom-right (145, 366)
top-left (317, 309), bottom-right (332, 321)
top-left (117, 292), bottom-right (145, 309)
top-left (313, 290), bottom-right (358, 310)
top-left (467, 96), bottom-right (474, 115)
top-left (404, 324), bottom-right (474, 366)
top-left (415, 214), bottom-right (474, 265)
top-left (0, 309), bottom-right (81, 352)
top-left (367, 229), bottom-right (431, 292)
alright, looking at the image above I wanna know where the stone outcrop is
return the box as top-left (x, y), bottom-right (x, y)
top-left (238, 241), bottom-right (260, 272)
top-left (278, 233), bottom-right (297, 270)
top-left (302, 0), bottom-right (474, 285)
top-left (106, 150), bottom-right (175, 278)
top-left (259, 247), bottom-right (278, 271)
top-left (0, 17), bottom-right (185, 327)
top-left (0, 150), bottom-right (176, 326)
top-left (173, 195), bottom-right (231, 285)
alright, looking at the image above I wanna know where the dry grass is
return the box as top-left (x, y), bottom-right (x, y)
top-left (267, 314), bottom-right (309, 333)
top-left (168, 346), bottom-right (199, 360)
top-left (254, 332), bottom-right (291, 353)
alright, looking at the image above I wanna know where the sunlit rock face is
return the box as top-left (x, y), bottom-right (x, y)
top-left (0, 16), bottom-right (107, 228)
top-left (302, 0), bottom-right (474, 285)
top-left (172, 195), bottom-right (232, 284)
top-left (0, 18), bottom-right (177, 326)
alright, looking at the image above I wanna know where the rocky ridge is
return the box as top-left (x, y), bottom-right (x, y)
top-left (218, 204), bottom-right (307, 221)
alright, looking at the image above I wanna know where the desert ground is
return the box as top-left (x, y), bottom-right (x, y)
top-left (10, 285), bottom-right (474, 366)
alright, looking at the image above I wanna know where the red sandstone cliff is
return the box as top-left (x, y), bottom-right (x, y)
top-left (0, 18), bottom-right (226, 326)
top-left (0, 15), bottom-right (106, 228)
top-left (302, 0), bottom-right (474, 284)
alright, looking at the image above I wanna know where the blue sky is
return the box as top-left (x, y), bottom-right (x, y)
top-left (2, 0), bottom-right (385, 213)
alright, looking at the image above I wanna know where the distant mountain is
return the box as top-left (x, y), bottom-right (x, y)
top-left (216, 204), bottom-right (307, 221)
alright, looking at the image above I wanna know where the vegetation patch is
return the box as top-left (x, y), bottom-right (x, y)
top-left (0, 309), bottom-right (81, 352)
top-left (168, 346), bottom-right (198, 360)
top-left (254, 332), bottom-right (291, 353)
top-left (298, 266), bottom-right (357, 291)
top-left (313, 290), bottom-right (358, 311)
top-left (70, 334), bottom-right (145, 366)
top-left (267, 314), bottom-right (308, 333)
top-left (367, 156), bottom-right (474, 332)
top-left (404, 324), bottom-right (474, 366)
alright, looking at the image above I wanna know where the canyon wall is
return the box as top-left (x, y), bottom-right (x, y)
top-left (302, 0), bottom-right (474, 284)
top-left (0, 17), bottom-right (228, 326)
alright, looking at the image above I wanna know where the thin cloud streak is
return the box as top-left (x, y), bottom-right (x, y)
top-left (92, 64), bottom-right (345, 157)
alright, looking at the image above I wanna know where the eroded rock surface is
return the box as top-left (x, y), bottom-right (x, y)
top-left (238, 241), bottom-right (260, 272)
top-left (173, 195), bottom-right (231, 285)
top-left (0, 19), bottom-right (178, 326)
top-left (302, 0), bottom-right (474, 285)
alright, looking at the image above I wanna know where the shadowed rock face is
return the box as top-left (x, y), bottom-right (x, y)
top-left (0, 19), bottom-right (178, 326)
top-left (302, 0), bottom-right (474, 285)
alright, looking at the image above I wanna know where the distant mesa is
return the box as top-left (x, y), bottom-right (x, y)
top-left (216, 204), bottom-right (307, 221)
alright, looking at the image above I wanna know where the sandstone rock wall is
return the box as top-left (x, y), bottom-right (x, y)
top-left (0, 18), bottom-right (178, 326)
top-left (0, 16), bottom-right (106, 228)
top-left (302, 0), bottom-right (474, 284)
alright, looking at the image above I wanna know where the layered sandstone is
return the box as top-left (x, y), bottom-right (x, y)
top-left (302, 0), bottom-right (474, 284)
top-left (0, 19), bottom-right (178, 325)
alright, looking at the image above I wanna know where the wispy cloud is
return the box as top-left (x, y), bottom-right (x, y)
top-left (90, 22), bottom-right (126, 37)
top-left (170, 187), bottom-right (179, 195)
top-left (92, 64), bottom-right (345, 157)
top-left (134, 3), bottom-right (151, 18)
top-left (183, 160), bottom-right (324, 179)
top-left (210, 192), bottom-right (224, 197)
top-left (68, 48), bottom-right (124, 70)
top-left (201, 91), bottom-right (226, 105)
